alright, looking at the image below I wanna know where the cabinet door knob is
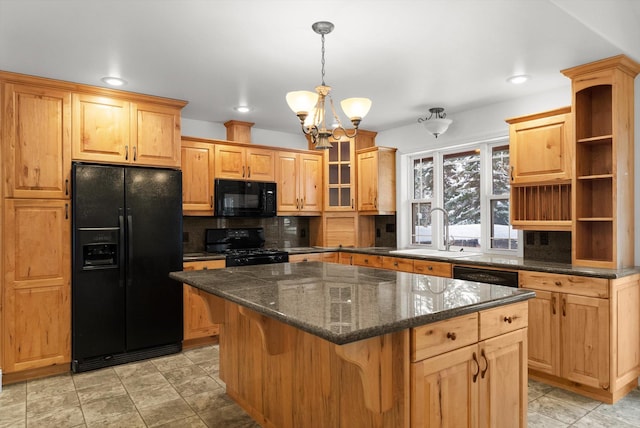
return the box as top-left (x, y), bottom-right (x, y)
top-left (503, 316), bottom-right (513, 324)
top-left (428, 266), bottom-right (433, 271)
top-left (446, 332), bottom-right (456, 340)
top-left (555, 281), bottom-right (562, 286)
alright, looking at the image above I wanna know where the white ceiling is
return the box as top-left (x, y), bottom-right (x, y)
top-left (1, 0), bottom-right (639, 135)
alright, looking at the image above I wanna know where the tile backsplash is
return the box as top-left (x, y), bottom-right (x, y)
top-left (523, 231), bottom-right (571, 264)
top-left (183, 216), bottom-right (310, 253)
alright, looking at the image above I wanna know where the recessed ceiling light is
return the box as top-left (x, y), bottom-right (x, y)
top-left (234, 106), bottom-right (251, 113)
top-left (507, 74), bottom-right (530, 85)
top-left (101, 76), bottom-right (127, 86)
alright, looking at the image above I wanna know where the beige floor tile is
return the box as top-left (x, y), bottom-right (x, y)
top-left (198, 403), bottom-right (256, 428)
top-left (528, 395), bottom-right (590, 425)
top-left (138, 397), bottom-right (196, 427)
top-left (81, 394), bottom-right (138, 425)
top-left (162, 364), bottom-right (208, 387)
top-left (27, 390), bottom-right (79, 417)
top-left (0, 401), bottom-right (26, 428)
top-left (572, 410), bottom-right (639, 428)
top-left (154, 415), bottom-right (208, 428)
top-left (173, 375), bottom-right (222, 399)
top-left (545, 387), bottom-right (601, 411)
top-left (76, 381), bottom-right (128, 406)
top-left (151, 354), bottom-right (194, 373)
top-left (26, 404), bottom-right (84, 428)
top-left (121, 372), bottom-right (169, 394)
top-left (183, 387), bottom-right (235, 414)
top-left (0, 382), bottom-right (26, 407)
top-left (72, 367), bottom-right (120, 391)
top-left (590, 388), bottom-right (640, 426)
top-left (127, 382), bottom-right (182, 410)
top-left (183, 345), bottom-right (218, 365)
top-left (26, 374), bottom-right (75, 401)
top-left (526, 410), bottom-right (570, 427)
top-left (84, 410), bottom-right (146, 428)
top-left (113, 360), bottom-right (159, 379)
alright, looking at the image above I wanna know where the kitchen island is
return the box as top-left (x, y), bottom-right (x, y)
top-left (170, 262), bottom-right (535, 427)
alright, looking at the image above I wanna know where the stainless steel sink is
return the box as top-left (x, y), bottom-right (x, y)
top-left (389, 248), bottom-right (482, 259)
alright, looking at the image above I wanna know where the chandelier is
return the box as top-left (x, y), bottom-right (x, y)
top-left (286, 21), bottom-right (372, 149)
top-left (418, 107), bottom-right (453, 138)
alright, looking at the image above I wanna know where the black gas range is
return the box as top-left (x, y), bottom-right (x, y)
top-left (205, 227), bottom-right (289, 267)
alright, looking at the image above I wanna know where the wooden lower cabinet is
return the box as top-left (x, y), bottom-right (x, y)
top-left (411, 304), bottom-right (528, 428)
top-left (2, 199), bottom-right (71, 378)
top-left (521, 271), bottom-right (640, 403)
top-left (182, 260), bottom-right (225, 346)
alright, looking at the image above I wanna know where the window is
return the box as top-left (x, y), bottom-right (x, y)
top-left (408, 140), bottom-right (517, 253)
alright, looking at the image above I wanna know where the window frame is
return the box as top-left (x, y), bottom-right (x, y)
top-left (403, 136), bottom-right (519, 255)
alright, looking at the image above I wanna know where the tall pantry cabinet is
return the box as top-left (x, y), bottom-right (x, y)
top-left (0, 71), bottom-right (186, 383)
top-left (1, 77), bottom-right (72, 379)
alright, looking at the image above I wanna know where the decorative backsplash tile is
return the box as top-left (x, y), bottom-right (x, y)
top-left (523, 231), bottom-right (571, 264)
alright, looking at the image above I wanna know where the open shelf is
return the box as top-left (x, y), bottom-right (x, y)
top-left (575, 177), bottom-right (613, 219)
top-left (576, 137), bottom-right (612, 177)
top-left (575, 85), bottom-right (612, 140)
top-left (575, 220), bottom-right (613, 263)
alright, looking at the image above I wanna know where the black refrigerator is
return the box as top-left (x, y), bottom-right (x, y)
top-left (71, 162), bottom-right (183, 372)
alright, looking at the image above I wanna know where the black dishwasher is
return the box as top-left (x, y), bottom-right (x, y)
top-left (453, 266), bottom-right (519, 288)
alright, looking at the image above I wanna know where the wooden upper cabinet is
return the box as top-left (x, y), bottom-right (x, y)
top-left (506, 107), bottom-right (573, 184)
top-left (214, 143), bottom-right (275, 181)
top-left (3, 198), bottom-right (71, 373)
top-left (2, 83), bottom-right (71, 199)
top-left (276, 150), bottom-right (322, 215)
top-left (324, 137), bottom-right (356, 211)
top-left (72, 93), bottom-right (184, 167)
top-left (132, 102), bottom-right (182, 168)
top-left (181, 138), bottom-right (215, 215)
top-left (357, 146), bottom-right (396, 214)
top-left (72, 93), bottom-right (131, 163)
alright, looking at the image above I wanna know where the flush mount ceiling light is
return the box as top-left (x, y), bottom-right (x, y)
top-left (286, 21), bottom-right (372, 149)
top-left (101, 76), bottom-right (127, 87)
top-left (418, 107), bottom-right (453, 138)
top-left (507, 74), bottom-right (530, 84)
top-left (234, 106), bottom-right (251, 113)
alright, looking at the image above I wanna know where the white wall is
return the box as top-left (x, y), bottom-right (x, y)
top-left (377, 86), bottom-right (574, 253)
top-left (181, 118), bottom-right (308, 150)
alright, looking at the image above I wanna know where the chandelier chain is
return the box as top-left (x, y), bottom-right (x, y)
top-left (321, 33), bottom-right (326, 86)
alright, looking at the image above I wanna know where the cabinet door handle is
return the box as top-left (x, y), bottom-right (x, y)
top-left (133, 146), bottom-right (137, 161)
top-left (351, 198), bottom-right (354, 209)
top-left (65, 203), bottom-right (69, 220)
top-left (210, 195), bottom-right (213, 208)
top-left (472, 352), bottom-right (480, 382)
top-left (301, 198), bottom-right (304, 209)
top-left (374, 197), bottom-right (377, 208)
top-left (562, 297), bottom-right (567, 317)
top-left (551, 295), bottom-right (556, 315)
top-left (510, 166), bottom-right (514, 181)
top-left (242, 166), bottom-right (245, 178)
top-left (480, 349), bottom-right (489, 379)
top-left (446, 332), bottom-right (456, 341)
top-left (247, 166), bottom-right (251, 178)
top-left (65, 179), bottom-right (69, 196)
top-left (125, 145), bottom-right (129, 161)
top-left (296, 198), bottom-right (299, 209)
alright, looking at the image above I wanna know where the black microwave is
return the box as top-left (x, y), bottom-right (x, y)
top-left (214, 179), bottom-right (277, 217)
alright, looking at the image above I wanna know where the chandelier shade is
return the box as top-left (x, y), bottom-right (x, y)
top-left (286, 21), bottom-right (371, 149)
top-left (418, 107), bottom-right (452, 138)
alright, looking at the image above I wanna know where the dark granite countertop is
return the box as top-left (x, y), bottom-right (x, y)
top-left (184, 247), bottom-right (640, 279)
top-left (170, 261), bottom-right (535, 345)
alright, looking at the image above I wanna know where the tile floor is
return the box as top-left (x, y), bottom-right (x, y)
top-left (0, 344), bottom-right (639, 427)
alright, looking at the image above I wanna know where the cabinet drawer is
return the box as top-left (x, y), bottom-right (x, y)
top-left (382, 256), bottom-right (414, 272)
top-left (519, 271), bottom-right (608, 298)
top-left (289, 253), bottom-right (323, 263)
top-left (479, 302), bottom-right (528, 341)
top-left (183, 260), bottom-right (226, 270)
top-left (350, 253), bottom-right (382, 268)
top-left (413, 260), bottom-right (452, 277)
top-left (411, 313), bottom-right (478, 362)
top-left (322, 252), bottom-right (339, 263)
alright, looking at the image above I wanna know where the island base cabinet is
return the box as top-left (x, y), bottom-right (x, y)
top-left (219, 301), bottom-right (410, 428)
top-left (411, 329), bottom-right (528, 428)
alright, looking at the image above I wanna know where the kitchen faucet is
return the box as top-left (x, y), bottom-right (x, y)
top-left (429, 207), bottom-right (451, 251)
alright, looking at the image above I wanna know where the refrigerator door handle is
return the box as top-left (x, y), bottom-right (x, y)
top-left (127, 209), bottom-right (134, 287)
top-left (119, 210), bottom-right (126, 288)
